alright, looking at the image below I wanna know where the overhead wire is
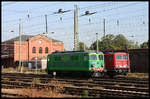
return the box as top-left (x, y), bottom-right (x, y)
top-left (3, 2), bottom-right (145, 25)
top-left (3, 3), bottom-right (147, 31)
top-left (2, 2), bottom-right (148, 45)
top-left (2, 2), bottom-right (119, 23)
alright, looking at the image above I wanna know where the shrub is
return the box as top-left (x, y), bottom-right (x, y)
top-left (22, 67), bottom-right (29, 73)
top-left (82, 90), bottom-right (89, 98)
top-left (33, 78), bottom-right (41, 84)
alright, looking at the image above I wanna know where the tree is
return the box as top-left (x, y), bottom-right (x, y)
top-left (79, 42), bottom-right (88, 50)
top-left (134, 41), bottom-right (140, 49)
top-left (127, 40), bottom-right (135, 49)
top-left (140, 41), bottom-right (148, 48)
top-left (113, 34), bottom-right (128, 50)
top-left (89, 33), bottom-right (138, 51)
top-left (101, 34), bottom-right (116, 50)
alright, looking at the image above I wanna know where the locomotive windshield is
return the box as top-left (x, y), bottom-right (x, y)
top-left (99, 55), bottom-right (103, 60)
top-left (116, 55), bottom-right (128, 60)
top-left (89, 55), bottom-right (97, 60)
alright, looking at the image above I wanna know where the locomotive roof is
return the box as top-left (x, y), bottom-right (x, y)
top-left (104, 52), bottom-right (129, 55)
top-left (48, 50), bottom-right (103, 56)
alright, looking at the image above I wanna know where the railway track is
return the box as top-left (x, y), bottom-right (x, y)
top-left (2, 72), bottom-right (148, 84)
top-left (2, 73), bottom-right (149, 89)
top-left (1, 92), bottom-right (28, 98)
top-left (2, 80), bottom-right (149, 98)
top-left (2, 72), bottom-right (148, 81)
top-left (2, 73), bottom-right (149, 98)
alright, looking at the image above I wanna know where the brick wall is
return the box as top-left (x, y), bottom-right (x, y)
top-left (28, 35), bottom-right (53, 60)
top-left (13, 35), bottom-right (64, 61)
top-left (14, 41), bottom-right (28, 61)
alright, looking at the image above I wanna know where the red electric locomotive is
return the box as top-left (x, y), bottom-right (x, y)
top-left (104, 52), bottom-right (130, 77)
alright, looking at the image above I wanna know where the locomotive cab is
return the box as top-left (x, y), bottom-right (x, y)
top-left (104, 52), bottom-right (130, 77)
top-left (89, 53), bottom-right (105, 77)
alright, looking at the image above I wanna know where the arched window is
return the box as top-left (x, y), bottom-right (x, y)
top-left (32, 47), bottom-right (36, 53)
top-left (39, 47), bottom-right (42, 53)
top-left (45, 47), bottom-right (48, 53)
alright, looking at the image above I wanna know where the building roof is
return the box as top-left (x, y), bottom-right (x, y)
top-left (2, 34), bottom-right (63, 43)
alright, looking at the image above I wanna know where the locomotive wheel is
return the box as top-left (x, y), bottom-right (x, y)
top-left (123, 72), bottom-right (127, 76)
top-left (92, 72), bottom-right (103, 77)
top-left (101, 72), bottom-right (105, 77)
top-left (48, 71), bottom-right (53, 77)
top-left (109, 74), bottom-right (114, 78)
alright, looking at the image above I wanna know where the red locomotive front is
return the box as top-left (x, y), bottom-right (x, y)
top-left (104, 52), bottom-right (130, 77)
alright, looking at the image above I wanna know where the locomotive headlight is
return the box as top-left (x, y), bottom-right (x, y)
top-left (116, 65), bottom-right (119, 68)
top-left (116, 65), bottom-right (123, 68)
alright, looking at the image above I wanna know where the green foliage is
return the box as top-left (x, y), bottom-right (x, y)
top-left (134, 41), bottom-right (140, 49)
top-left (113, 34), bottom-right (128, 50)
top-left (33, 78), bottom-right (41, 84)
top-left (89, 34), bottom-right (141, 50)
top-left (3, 78), bottom-right (10, 82)
top-left (82, 90), bottom-right (89, 98)
top-left (22, 67), bottom-right (29, 73)
top-left (79, 42), bottom-right (88, 50)
top-left (140, 41), bottom-right (148, 48)
top-left (2, 67), bottom-right (16, 73)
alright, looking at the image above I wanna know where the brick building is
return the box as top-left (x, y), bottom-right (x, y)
top-left (1, 34), bottom-right (64, 68)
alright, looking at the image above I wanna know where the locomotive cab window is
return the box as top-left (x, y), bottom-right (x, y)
top-left (89, 55), bottom-right (97, 60)
top-left (123, 55), bottom-right (128, 60)
top-left (116, 55), bottom-right (122, 60)
top-left (99, 55), bottom-right (103, 60)
top-left (116, 55), bottom-right (128, 60)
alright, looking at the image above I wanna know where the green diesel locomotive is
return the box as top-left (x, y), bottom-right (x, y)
top-left (46, 51), bottom-right (105, 77)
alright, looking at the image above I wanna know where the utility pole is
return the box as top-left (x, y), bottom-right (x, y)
top-left (35, 57), bottom-right (37, 74)
top-left (103, 18), bottom-right (106, 37)
top-left (19, 19), bottom-right (22, 73)
top-left (84, 43), bottom-right (85, 51)
top-left (96, 33), bottom-right (98, 53)
top-left (45, 14), bottom-right (48, 36)
top-left (117, 19), bottom-right (119, 34)
top-left (74, 5), bottom-right (79, 51)
top-left (103, 18), bottom-right (106, 50)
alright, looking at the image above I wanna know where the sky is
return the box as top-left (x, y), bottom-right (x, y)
top-left (2, 1), bottom-right (149, 50)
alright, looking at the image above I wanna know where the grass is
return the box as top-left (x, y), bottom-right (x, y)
top-left (2, 79), bottom-right (81, 98)
top-left (33, 78), bottom-right (41, 84)
top-left (2, 67), bottom-right (16, 73)
top-left (22, 87), bottom-right (62, 97)
top-left (127, 73), bottom-right (149, 78)
top-left (82, 90), bottom-right (89, 98)
top-left (3, 78), bottom-right (10, 82)
top-left (25, 79), bottom-right (66, 97)
top-left (2, 67), bottom-right (47, 74)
